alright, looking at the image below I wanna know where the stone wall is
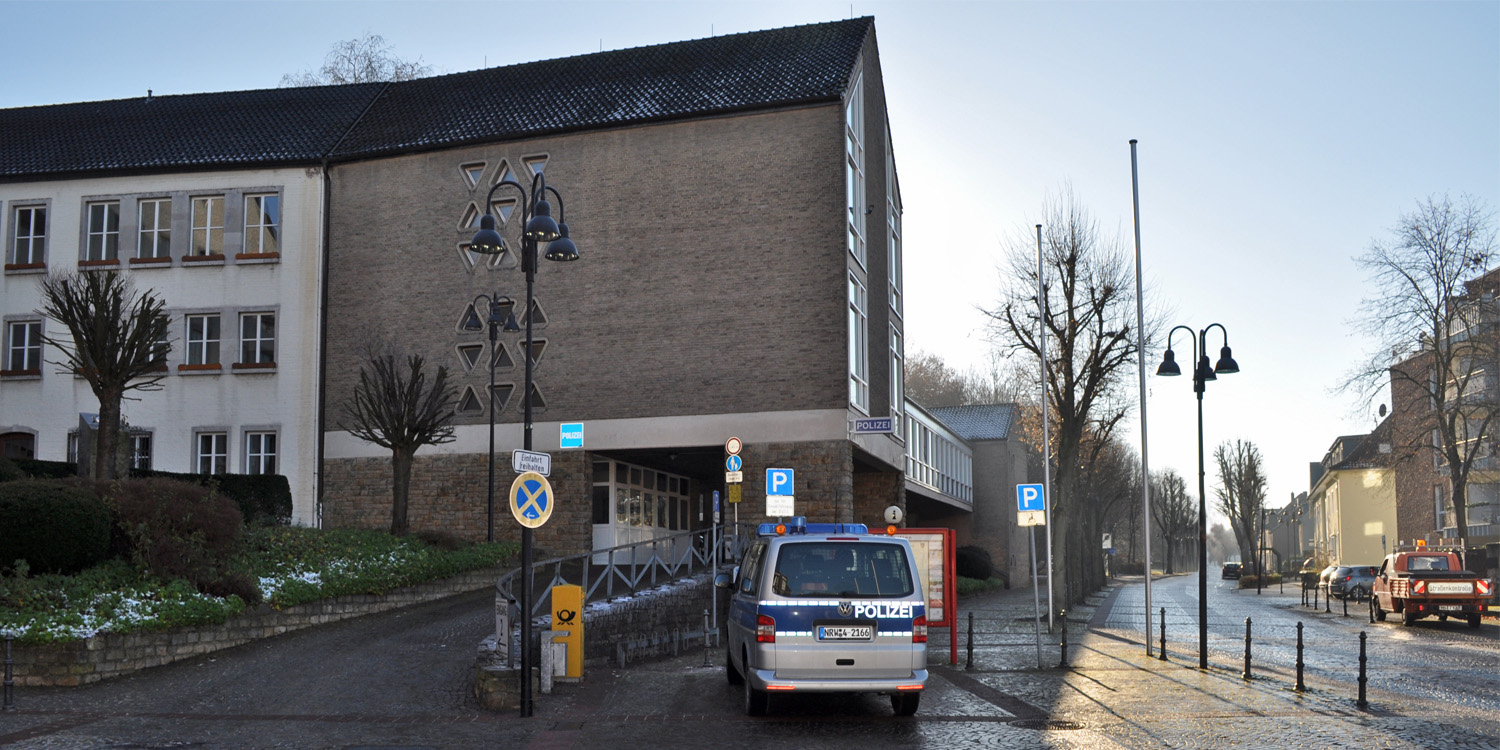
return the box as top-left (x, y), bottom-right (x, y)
top-left (321, 450), bottom-right (592, 558)
top-left (9, 565), bottom-right (507, 687)
top-left (729, 440), bottom-right (853, 523)
top-left (853, 469), bottom-right (904, 528)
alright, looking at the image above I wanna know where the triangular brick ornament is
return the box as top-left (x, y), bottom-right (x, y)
top-left (518, 382), bottom-right (546, 412)
top-left (459, 203), bottom-right (482, 230)
top-left (457, 303), bottom-right (484, 333)
top-left (523, 155), bottom-right (547, 177)
top-left (526, 338), bottom-right (547, 366)
top-left (493, 161), bottom-right (514, 187)
top-left (491, 342), bottom-right (515, 369)
top-left (523, 299), bottom-right (548, 329)
top-left (456, 243), bottom-right (480, 273)
top-left (491, 383), bottom-right (515, 412)
top-left (461, 162), bottom-right (486, 189)
top-left (457, 386), bottom-right (483, 414)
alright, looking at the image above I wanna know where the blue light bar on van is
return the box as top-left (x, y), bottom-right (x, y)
top-left (757, 517), bottom-right (870, 536)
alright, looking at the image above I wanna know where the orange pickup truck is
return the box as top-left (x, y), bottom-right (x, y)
top-left (1371, 548), bottom-right (1493, 628)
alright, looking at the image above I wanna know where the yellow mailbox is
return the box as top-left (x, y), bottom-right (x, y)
top-left (550, 584), bottom-right (584, 679)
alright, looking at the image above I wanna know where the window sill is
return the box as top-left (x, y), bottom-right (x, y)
top-left (231, 362), bottom-right (277, 373)
top-left (183, 254), bottom-right (226, 266)
top-left (234, 252), bottom-right (280, 264)
top-left (177, 363), bottom-right (222, 375)
top-left (0, 369), bottom-right (42, 380)
top-left (130, 256), bottom-right (173, 267)
top-left (78, 259), bottom-right (121, 268)
top-left (4, 263), bottom-right (46, 274)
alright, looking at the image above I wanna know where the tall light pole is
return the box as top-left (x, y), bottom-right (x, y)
top-left (1129, 139), bottom-right (1154, 656)
top-left (470, 171), bottom-right (578, 718)
top-left (1156, 323), bottom-right (1239, 669)
top-left (463, 293), bottom-right (519, 543)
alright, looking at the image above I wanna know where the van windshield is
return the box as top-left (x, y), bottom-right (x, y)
top-left (771, 542), bottom-right (914, 598)
top-left (1407, 555), bottom-right (1450, 571)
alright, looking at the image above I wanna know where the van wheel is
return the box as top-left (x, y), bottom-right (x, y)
top-left (726, 650), bottom-right (744, 685)
top-left (891, 692), bottom-right (921, 716)
top-left (744, 680), bottom-right (768, 716)
top-left (1438, 614), bottom-right (1448, 622)
top-left (1372, 598), bottom-right (1386, 621)
top-left (1468, 614), bottom-right (1482, 629)
top-left (1402, 608), bottom-right (1420, 626)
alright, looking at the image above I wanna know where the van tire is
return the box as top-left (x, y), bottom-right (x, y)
top-left (1372, 597), bottom-right (1386, 621)
top-left (1468, 614), bottom-right (1482, 629)
top-left (1402, 608), bottom-right (1420, 626)
top-left (744, 680), bottom-right (768, 716)
top-left (891, 692), bottom-right (920, 716)
top-left (726, 650), bottom-right (744, 685)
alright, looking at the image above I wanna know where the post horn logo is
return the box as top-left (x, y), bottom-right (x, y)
top-left (557, 609), bottom-right (577, 624)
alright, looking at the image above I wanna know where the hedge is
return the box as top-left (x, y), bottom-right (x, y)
top-left (1, 459), bottom-right (292, 526)
top-left (0, 479), bottom-right (112, 574)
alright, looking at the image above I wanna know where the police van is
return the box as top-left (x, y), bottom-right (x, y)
top-left (716, 517), bottom-right (928, 716)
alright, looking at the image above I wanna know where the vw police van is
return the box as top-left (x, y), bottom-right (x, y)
top-left (717, 518), bottom-right (928, 716)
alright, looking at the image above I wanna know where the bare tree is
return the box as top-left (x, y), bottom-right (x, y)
top-left (904, 350), bottom-right (1021, 408)
top-left (1150, 469), bottom-right (1197, 574)
top-left (37, 271), bottom-right (169, 479)
top-left (1214, 439), bottom-right (1266, 565)
top-left (281, 33), bottom-right (433, 86)
top-left (985, 188), bottom-right (1148, 604)
top-left (340, 352), bottom-right (458, 536)
top-left (1346, 195), bottom-right (1498, 541)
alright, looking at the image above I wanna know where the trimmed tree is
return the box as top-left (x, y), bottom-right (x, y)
top-left (340, 353), bottom-right (457, 536)
top-left (37, 270), bottom-right (170, 479)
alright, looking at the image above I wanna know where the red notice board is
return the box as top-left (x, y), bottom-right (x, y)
top-left (895, 527), bottom-right (957, 665)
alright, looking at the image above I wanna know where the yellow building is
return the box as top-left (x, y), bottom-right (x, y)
top-left (1309, 420), bottom-right (1398, 567)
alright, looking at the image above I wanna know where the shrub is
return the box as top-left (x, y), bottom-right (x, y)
top-left (110, 478), bottom-right (245, 594)
top-left (414, 529), bottom-right (467, 551)
top-left (13, 458), bottom-right (78, 479)
top-left (956, 545), bottom-right (995, 581)
top-left (0, 479), bottom-right (111, 574)
top-left (0, 457), bottom-right (21, 482)
top-left (131, 469), bottom-right (292, 526)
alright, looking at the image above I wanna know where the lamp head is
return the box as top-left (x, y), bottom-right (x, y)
top-left (469, 213), bottom-right (506, 255)
top-left (544, 222), bottom-right (579, 262)
top-left (1198, 355), bottom-right (1217, 382)
top-left (1156, 348), bottom-right (1182, 377)
top-left (1214, 345), bottom-right (1240, 375)
top-left (524, 199), bottom-right (561, 242)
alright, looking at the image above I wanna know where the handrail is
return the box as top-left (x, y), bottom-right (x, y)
top-left (494, 522), bottom-right (759, 624)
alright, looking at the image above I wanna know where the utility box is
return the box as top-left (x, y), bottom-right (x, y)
top-left (550, 584), bottom-right (584, 679)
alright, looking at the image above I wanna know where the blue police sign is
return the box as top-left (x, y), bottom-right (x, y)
top-left (1017, 483), bottom-right (1045, 512)
top-left (767, 468), bottom-right (795, 497)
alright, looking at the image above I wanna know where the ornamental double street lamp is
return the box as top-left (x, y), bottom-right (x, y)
top-left (469, 171), bottom-right (578, 718)
top-left (462, 292), bottom-right (519, 544)
top-left (1156, 323), bottom-right (1239, 670)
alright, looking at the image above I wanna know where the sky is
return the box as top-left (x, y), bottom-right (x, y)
top-left (3, 0), bottom-right (1497, 526)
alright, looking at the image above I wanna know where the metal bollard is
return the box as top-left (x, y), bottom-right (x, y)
top-left (1159, 607), bottom-right (1167, 661)
top-left (1242, 617), bottom-right (1252, 680)
top-left (1325, 587), bottom-right (1331, 613)
top-left (1058, 610), bottom-right (1068, 669)
top-left (1342, 591), bottom-right (1348, 618)
top-left (1357, 631), bottom-right (1369, 709)
top-left (1294, 622), bottom-right (1305, 692)
top-left (3, 630), bottom-right (14, 712)
top-left (965, 612), bottom-right (975, 670)
top-left (702, 610), bottom-right (711, 667)
top-left (1368, 593), bottom-right (1376, 625)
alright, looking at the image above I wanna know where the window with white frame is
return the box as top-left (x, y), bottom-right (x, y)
top-left (239, 312), bottom-right (275, 364)
top-left (845, 73), bottom-right (865, 267)
top-left (185, 314), bottom-right (221, 366)
top-left (85, 201), bottom-right (120, 262)
top-left (886, 126), bottom-right (903, 316)
top-left (245, 432), bottom-right (277, 474)
top-left (130, 433), bottom-right (152, 470)
top-left (137, 198), bottom-right (172, 259)
top-left (5, 320), bottom-right (42, 373)
top-left (244, 194), bottom-right (280, 255)
top-left (11, 205), bottom-right (46, 265)
top-left (67, 432), bottom-right (78, 463)
top-left (889, 324), bottom-right (903, 436)
top-left (196, 432), bottom-right (227, 474)
top-left (190, 196), bottom-right (224, 256)
top-left (848, 273), bottom-right (868, 411)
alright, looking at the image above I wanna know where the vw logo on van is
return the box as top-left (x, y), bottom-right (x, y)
top-left (838, 601), bottom-right (854, 617)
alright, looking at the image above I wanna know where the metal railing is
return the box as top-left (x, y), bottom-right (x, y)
top-left (495, 522), bottom-right (758, 625)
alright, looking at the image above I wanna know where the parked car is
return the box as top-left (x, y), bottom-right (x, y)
top-left (1316, 565), bottom-right (1340, 596)
top-left (1221, 562), bottom-right (1242, 579)
top-left (1328, 565), bottom-right (1379, 599)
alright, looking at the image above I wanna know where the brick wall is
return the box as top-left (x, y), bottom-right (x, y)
top-left (853, 469), bottom-right (903, 528)
top-left (9, 565), bottom-right (507, 687)
top-left (322, 450), bottom-right (592, 557)
top-left (728, 440), bottom-right (852, 523)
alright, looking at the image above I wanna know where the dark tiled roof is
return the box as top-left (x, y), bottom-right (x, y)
top-left (0, 18), bottom-right (870, 180)
top-left (330, 17), bottom-right (872, 158)
top-left (0, 84), bottom-right (386, 180)
top-left (928, 404), bottom-right (1018, 442)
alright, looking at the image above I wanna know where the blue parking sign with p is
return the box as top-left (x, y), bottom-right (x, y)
top-left (767, 468), bottom-right (794, 496)
top-left (1017, 483), bottom-right (1045, 512)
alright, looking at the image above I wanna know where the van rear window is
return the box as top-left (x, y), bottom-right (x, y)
top-left (771, 542), bottom-right (913, 598)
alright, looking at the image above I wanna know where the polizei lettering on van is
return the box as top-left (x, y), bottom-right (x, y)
top-left (853, 602), bottom-right (913, 619)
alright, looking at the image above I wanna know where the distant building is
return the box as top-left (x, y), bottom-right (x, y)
top-left (1308, 423), bottom-right (1397, 565)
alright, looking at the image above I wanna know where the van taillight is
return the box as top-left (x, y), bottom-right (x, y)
top-left (912, 614), bottom-right (927, 643)
top-left (756, 614), bottom-right (776, 643)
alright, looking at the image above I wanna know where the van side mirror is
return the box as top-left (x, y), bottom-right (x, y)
top-left (714, 573), bottom-right (732, 589)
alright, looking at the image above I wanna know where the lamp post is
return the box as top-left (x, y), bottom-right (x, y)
top-left (469, 171), bottom-right (579, 718)
top-left (463, 293), bottom-right (519, 543)
top-left (1156, 323), bottom-right (1239, 670)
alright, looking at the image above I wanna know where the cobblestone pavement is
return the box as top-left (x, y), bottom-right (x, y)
top-left (2, 575), bottom-right (1497, 749)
